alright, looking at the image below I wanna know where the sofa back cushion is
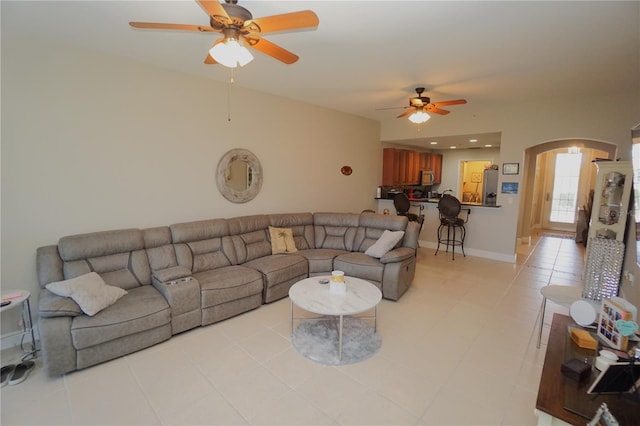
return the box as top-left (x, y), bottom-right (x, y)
top-left (143, 227), bottom-right (177, 271)
top-left (268, 213), bottom-right (315, 250)
top-left (228, 215), bottom-right (271, 264)
top-left (313, 212), bottom-right (360, 251)
top-left (170, 219), bottom-right (235, 273)
top-left (354, 213), bottom-right (409, 253)
top-left (57, 229), bottom-right (150, 290)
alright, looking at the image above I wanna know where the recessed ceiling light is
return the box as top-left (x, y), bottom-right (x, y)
top-left (469, 139), bottom-right (478, 143)
top-left (430, 141), bottom-right (438, 145)
top-left (484, 144), bottom-right (492, 147)
top-left (450, 146), bottom-right (457, 149)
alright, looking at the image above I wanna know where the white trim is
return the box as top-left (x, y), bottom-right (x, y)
top-left (419, 240), bottom-right (517, 263)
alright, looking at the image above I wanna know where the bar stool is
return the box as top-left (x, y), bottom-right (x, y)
top-left (393, 193), bottom-right (425, 245)
top-left (435, 195), bottom-right (470, 260)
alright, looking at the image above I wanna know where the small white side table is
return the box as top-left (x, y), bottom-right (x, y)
top-left (1, 290), bottom-right (37, 359)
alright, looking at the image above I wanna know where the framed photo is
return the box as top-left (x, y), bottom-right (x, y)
top-left (501, 182), bottom-right (518, 194)
top-left (502, 163), bottom-right (519, 175)
top-left (470, 172), bottom-right (482, 183)
top-left (597, 298), bottom-right (633, 350)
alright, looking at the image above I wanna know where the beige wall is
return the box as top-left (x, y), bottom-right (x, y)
top-left (0, 37), bottom-right (381, 336)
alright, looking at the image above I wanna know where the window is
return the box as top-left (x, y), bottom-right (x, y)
top-left (549, 152), bottom-right (583, 223)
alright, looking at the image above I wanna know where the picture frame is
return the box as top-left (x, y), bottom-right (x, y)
top-left (597, 298), bottom-right (633, 350)
top-left (502, 163), bottom-right (519, 175)
top-left (470, 172), bottom-right (482, 183)
top-left (501, 182), bottom-right (519, 194)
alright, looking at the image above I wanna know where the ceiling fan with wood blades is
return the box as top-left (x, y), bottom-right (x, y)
top-left (385, 88), bottom-right (467, 123)
top-left (130, 0), bottom-right (319, 68)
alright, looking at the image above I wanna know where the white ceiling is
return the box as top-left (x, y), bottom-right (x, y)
top-left (3, 1), bottom-right (639, 150)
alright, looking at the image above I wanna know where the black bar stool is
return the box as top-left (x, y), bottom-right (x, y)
top-left (435, 195), bottom-right (470, 260)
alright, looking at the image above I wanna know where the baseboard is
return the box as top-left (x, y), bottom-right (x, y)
top-left (418, 240), bottom-right (517, 263)
top-left (1, 326), bottom-right (38, 352)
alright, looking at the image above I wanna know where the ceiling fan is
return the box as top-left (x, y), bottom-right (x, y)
top-left (388, 88), bottom-right (467, 124)
top-left (129, 0), bottom-right (319, 68)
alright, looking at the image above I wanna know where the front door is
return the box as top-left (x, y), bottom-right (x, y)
top-left (542, 151), bottom-right (583, 232)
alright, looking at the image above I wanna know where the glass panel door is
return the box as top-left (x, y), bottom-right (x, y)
top-left (547, 152), bottom-right (583, 228)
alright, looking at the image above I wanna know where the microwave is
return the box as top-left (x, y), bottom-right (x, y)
top-left (421, 170), bottom-right (434, 186)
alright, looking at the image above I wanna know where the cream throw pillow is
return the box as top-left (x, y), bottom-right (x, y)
top-left (269, 226), bottom-right (298, 254)
top-left (365, 230), bottom-right (405, 258)
top-left (45, 272), bottom-right (127, 316)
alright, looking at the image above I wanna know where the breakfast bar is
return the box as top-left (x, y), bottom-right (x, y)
top-left (376, 198), bottom-right (513, 262)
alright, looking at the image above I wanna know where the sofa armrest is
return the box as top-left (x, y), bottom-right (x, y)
top-left (152, 278), bottom-right (200, 317)
top-left (38, 289), bottom-right (82, 318)
top-left (152, 266), bottom-right (192, 284)
top-left (379, 247), bottom-right (415, 264)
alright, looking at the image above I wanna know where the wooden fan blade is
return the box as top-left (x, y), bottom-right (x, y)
top-left (197, 0), bottom-right (229, 21)
top-left (426, 105), bottom-right (450, 115)
top-left (243, 36), bottom-right (298, 64)
top-left (432, 99), bottom-right (467, 107)
top-left (244, 10), bottom-right (319, 34)
top-left (129, 22), bottom-right (216, 32)
top-left (397, 109), bottom-right (415, 119)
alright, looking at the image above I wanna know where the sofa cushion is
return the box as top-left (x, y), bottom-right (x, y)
top-left (313, 212), bottom-right (360, 251)
top-left (244, 254), bottom-right (309, 302)
top-left (268, 226), bottom-right (298, 254)
top-left (57, 229), bottom-right (151, 290)
top-left (70, 285), bottom-right (170, 349)
top-left (46, 272), bottom-right (128, 316)
top-left (295, 248), bottom-right (350, 273)
top-left (268, 213), bottom-right (315, 250)
top-left (365, 230), bottom-right (405, 258)
top-left (333, 252), bottom-right (384, 284)
top-left (193, 266), bottom-right (264, 308)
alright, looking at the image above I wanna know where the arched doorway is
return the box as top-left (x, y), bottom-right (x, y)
top-left (518, 139), bottom-right (618, 242)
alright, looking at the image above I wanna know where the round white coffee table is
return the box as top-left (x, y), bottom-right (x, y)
top-left (289, 276), bottom-right (382, 364)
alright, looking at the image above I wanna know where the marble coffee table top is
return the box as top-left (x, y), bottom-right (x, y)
top-left (289, 276), bottom-right (382, 316)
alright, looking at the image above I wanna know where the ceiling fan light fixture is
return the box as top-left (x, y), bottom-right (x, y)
top-left (209, 37), bottom-right (254, 68)
top-left (408, 111), bottom-right (430, 124)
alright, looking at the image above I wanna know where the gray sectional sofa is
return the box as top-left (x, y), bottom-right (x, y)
top-left (36, 212), bottom-right (419, 376)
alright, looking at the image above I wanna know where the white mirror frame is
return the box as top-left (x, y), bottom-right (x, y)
top-left (216, 148), bottom-right (262, 203)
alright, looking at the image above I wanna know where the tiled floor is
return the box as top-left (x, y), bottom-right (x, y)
top-left (1, 235), bottom-right (585, 425)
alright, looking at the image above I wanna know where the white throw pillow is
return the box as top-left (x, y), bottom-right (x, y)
top-left (365, 230), bottom-right (405, 258)
top-left (45, 272), bottom-right (127, 316)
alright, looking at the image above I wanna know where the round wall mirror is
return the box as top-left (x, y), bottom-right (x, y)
top-left (216, 148), bottom-right (262, 203)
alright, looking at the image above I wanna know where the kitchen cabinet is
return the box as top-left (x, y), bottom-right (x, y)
top-left (382, 148), bottom-right (442, 186)
top-left (431, 153), bottom-right (443, 184)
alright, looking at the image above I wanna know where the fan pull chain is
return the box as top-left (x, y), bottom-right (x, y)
top-left (227, 68), bottom-right (234, 122)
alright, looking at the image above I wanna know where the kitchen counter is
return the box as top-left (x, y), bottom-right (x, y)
top-left (376, 197), bottom-right (501, 208)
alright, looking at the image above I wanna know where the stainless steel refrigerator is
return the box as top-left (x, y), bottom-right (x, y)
top-left (483, 169), bottom-right (499, 204)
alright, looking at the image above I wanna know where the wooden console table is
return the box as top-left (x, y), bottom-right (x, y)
top-left (535, 313), bottom-right (639, 425)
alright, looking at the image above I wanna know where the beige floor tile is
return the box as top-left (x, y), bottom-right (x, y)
top-left (263, 346), bottom-right (328, 388)
top-left (66, 362), bottom-right (161, 425)
top-left (295, 366), bottom-right (369, 419)
top-left (246, 390), bottom-right (335, 425)
top-left (336, 389), bottom-right (418, 425)
top-left (160, 389), bottom-right (248, 426)
top-left (215, 364), bottom-right (292, 420)
top-left (235, 328), bottom-right (291, 361)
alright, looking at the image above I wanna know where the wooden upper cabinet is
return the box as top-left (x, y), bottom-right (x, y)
top-left (382, 147), bottom-right (441, 186)
top-left (431, 153), bottom-right (443, 184)
top-left (382, 148), bottom-right (399, 185)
